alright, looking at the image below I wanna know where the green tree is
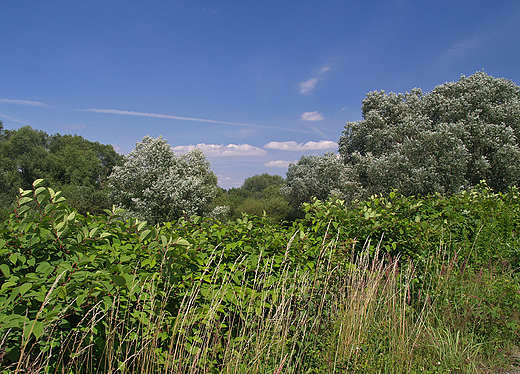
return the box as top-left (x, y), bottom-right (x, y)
top-left (108, 135), bottom-right (218, 224)
top-left (242, 173), bottom-right (284, 193)
top-left (209, 173), bottom-right (292, 222)
top-left (338, 71), bottom-right (520, 197)
top-left (0, 125), bottom-right (123, 218)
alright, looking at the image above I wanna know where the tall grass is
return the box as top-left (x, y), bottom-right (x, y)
top-left (6, 236), bottom-right (519, 373)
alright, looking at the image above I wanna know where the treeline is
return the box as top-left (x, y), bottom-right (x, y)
top-left (2, 71), bottom-right (520, 225)
top-left (0, 124), bottom-right (124, 219)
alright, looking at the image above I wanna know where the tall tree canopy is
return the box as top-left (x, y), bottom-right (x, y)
top-left (0, 124), bottom-right (123, 217)
top-left (338, 71), bottom-right (520, 197)
top-left (108, 135), bottom-right (218, 224)
top-left (283, 72), bottom-right (520, 209)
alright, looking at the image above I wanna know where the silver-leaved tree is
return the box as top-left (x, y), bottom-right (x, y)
top-left (284, 72), bottom-right (520, 208)
top-left (108, 135), bottom-right (218, 224)
top-left (339, 71), bottom-right (520, 197)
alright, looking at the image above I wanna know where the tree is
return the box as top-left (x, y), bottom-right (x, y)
top-left (208, 173), bottom-right (292, 222)
top-left (242, 173), bottom-right (284, 193)
top-left (338, 71), bottom-right (520, 197)
top-left (108, 135), bottom-right (218, 224)
top-left (280, 152), bottom-right (361, 210)
top-left (0, 125), bottom-right (123, 218)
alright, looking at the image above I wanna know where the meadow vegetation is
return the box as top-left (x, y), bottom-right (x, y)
top-left (1, 179), bottom-right (519, 373)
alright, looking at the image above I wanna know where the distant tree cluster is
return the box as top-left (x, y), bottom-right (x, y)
top-left (283, 72), bottom-right (520, 207)
top-left (210, 173), bottom-right (293, 223)
top-left (0, 123), bottom-right (123, 218)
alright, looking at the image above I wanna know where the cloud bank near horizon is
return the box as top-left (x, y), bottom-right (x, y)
top-left (264, 160), bottom-right (298, 168)
top-left (263, 140), bottom-right (337, 151)
top-left (172, 143), bottom-right (267, 157)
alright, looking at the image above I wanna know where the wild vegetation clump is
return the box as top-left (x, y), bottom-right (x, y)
top-left (1, 179), bottom-right (519, 373)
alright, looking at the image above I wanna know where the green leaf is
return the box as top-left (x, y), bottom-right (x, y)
top-left (0, 239), bottom-right (6, 249)
top-left (19, 283), bottom-right (32, 296)
top-left (31, 320), bottom-right (45, 339)
top-left (55, 221), bottom-right (66, 232)
top-left (20, 189), bottom-right (32, 197)
top-left (110, 275), bottom-right (126, 287)
top-left (140, 230), bottom-right (152, 242)
top-left (44, 203), bottom-right (56, 214)
top-left (33, 179), bottom-right (45, 188)
top-left (18, 196), bottom-right (33, 205)
top-left (89, 227), bottom-right (100, 238)
top-left (0, 281), bottom-right (16, 292)
top-left (0, 264), bottom-right (10, 277)
top-left (174, 237), bottom-right (190, 246)
top-left (17, 205), bottom-right (31, 215)
top-left (9, 253), bottom-right (18, 265)
top-left (137, 221), bottom-right (148, 231)
top-left (37, 192), bottom-right (48, 205)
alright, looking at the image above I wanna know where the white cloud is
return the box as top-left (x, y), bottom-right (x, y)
top-left (320, 65), bottom-right (331, 73)
top-left (264, 160), bottom-right (297, 168)
top-left (0, 98), bottom-right (47, 107)
top-left (112, 143), bottom-right (124, 154)
top-left (172, 143), bottom-right (267, 157)
top-left (299, 77), bottom-right (319, 94)
top-left (263, 140), bottom-right (338, 151)
top-left (300, 111), bottom-right (324, 121)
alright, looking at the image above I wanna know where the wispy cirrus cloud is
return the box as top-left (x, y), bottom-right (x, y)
top-left (172, 143), bottom-right (267, 157)
top-left (0, 98), bottom-right (48, 107)
top-left (263, 140), bottom-right (337, 151)
top-left (264, 160), bottom-right (297, 168)
top-left (63, 123), bottom-right (86, 131)
top-left (300, 111), bottom-right (324, 121)
top-left (299, 64), bottom-right (331, 94)
top-left (299, 78), bottom-right (320, 94)
top-left (83, 108), bottom-right (314, 134)
top-left (0, 113), bottom-right (31, 125)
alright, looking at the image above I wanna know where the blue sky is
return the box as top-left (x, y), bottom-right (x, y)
top-left (1, 1), bottom-right (520, 188)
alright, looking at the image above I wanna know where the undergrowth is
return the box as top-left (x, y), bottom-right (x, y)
top-left (1, 180), bottom-right (519, 373)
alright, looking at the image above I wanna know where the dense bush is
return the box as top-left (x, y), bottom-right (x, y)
top-left (1, 180), bottom-right (519, 373)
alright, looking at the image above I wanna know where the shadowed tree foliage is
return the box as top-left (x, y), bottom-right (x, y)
top-left (0, 124), bottom-right (123, 218)
top-left (210, 173), bottom-right (293, 222)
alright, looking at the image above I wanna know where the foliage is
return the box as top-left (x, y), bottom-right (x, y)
top-left (0, 124), bottom-right (123, 218)
top-left (108, 135), bottom-right (218, 224)
top-left (280, 152), bottom-right (362, 212)
top-left (241, 173), bottom-right (284, 193)
top-left (210, 173), bottom-right (293, 222)
top-left (1, 180), bottom-right (519, 373)
top-left (338, 71), bottom-right (520, 198)
top-left (299, 183), bottom-right (520, 268)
